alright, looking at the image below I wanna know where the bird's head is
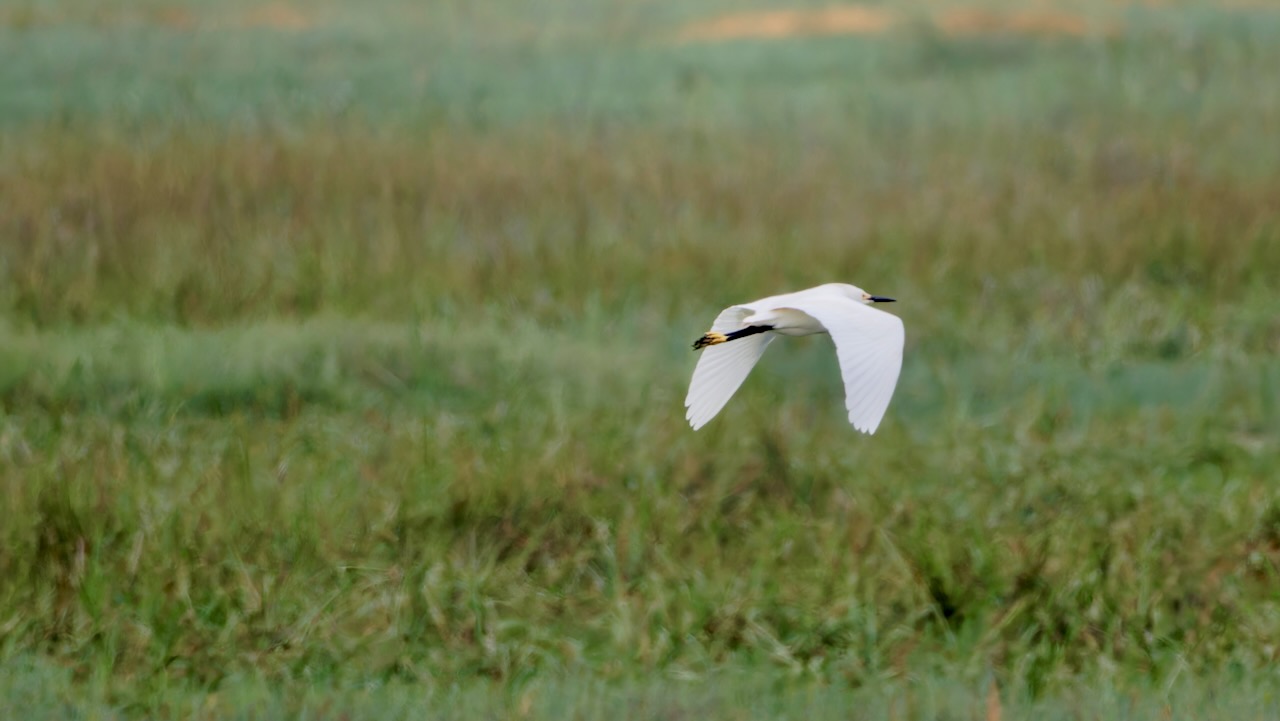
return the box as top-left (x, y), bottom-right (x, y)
top-left (835, 283), bottom-right (896, 305)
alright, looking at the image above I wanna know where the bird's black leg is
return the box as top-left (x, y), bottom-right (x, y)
top-left (692, 325), bottom-right (773, 350)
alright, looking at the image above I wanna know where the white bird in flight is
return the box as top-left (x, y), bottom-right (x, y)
top-left (685, 283), bottom-right (905, 434)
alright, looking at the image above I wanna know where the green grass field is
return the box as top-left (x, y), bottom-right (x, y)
top-left (2, 0), bottom-right (1280, 718)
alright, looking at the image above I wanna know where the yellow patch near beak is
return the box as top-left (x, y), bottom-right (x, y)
top-left (692, 331), bottom-right (728, 350)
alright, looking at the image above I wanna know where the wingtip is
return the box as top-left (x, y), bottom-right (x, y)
top-left (851, 417), bottom-right (880, 435)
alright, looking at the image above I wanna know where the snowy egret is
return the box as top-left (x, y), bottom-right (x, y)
top-left (685, 283), bottom-right (904, 434)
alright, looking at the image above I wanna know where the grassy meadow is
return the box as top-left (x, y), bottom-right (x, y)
top-left (2, 0), bottom-right (1280, 717)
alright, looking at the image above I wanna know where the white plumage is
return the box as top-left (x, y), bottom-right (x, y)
top-left (685, 283), bottom-right (905, 434)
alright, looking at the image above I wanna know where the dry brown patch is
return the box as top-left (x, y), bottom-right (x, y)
top-left (238, 3), bottom-right (312, 31)
top-left (985, 681), bottom-right (1003, 721)
top-left (677, 5), bottom-right (896, 42)
top-left (154, 7), bottom-right (196, 31)
top-left (675, 4), bottom-right (1117, 43)
top-left (0, 3), bottom-right (313, 32)
top-left (936, 7), bottom-right (1097, 37)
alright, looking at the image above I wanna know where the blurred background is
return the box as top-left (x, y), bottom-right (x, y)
top-left (1, 0), bottom-right (1278, 717)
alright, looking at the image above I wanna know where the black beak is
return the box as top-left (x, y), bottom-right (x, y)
top-left (868, 296), bottom-right (896, 303)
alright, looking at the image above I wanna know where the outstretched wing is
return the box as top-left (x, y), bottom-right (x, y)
top-left (685, 305), bottom-right (774, 430)
top-left (785, 296), bottom-right (904, 434)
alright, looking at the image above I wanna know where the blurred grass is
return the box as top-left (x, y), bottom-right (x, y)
top-left (6, 655), bottom-right (1280, 721)
top-left (2, 0), bottom-right (1280, 717)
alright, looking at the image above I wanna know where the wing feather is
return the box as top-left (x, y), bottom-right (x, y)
top-left (784, 296), bottom-right (904, 434)
top-left (684, 306), bottom-right (774, 430)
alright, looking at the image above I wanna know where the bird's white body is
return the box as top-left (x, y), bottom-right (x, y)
top-left (685, 283), bottom-right (905, 434)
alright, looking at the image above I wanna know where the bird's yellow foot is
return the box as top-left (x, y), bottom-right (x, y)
top-left (692, 331), bottom-right (728, 350)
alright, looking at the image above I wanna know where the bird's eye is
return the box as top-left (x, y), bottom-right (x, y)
top-left (861, 293), bottom-right (870, 300)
